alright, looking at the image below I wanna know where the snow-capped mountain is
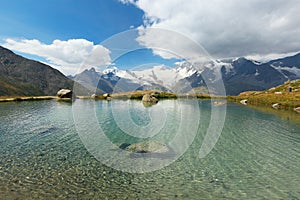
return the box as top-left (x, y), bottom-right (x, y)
top-left (129, 64), bottom-right (198, 88)
top-left (70, 52), bottom-right (300, 95)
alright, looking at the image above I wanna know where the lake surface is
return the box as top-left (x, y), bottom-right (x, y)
top-left (0, 99), bottom-right (299, 199)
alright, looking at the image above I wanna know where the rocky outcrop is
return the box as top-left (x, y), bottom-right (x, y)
top-left (142, 94), bottom-right (158, 103)
top-left (57, 89), bottom-right (73, 99)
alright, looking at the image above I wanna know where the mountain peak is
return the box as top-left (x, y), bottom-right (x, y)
top-left (233, 57), bottom-right (250, 64)
top-left (89, 67), bottom-right (96, 72)
top-left (103, 65), bottom-right (119, 75)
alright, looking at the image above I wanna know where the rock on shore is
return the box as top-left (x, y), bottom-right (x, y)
top-left (57, 89), bottom-right (73, 99)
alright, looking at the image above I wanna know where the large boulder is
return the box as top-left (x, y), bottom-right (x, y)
top-left (142, 94), bottom-right (158, 103)
top-left (240, 99), bottom-right (248, 105)
top-left (91, 94), bottom-right (98, 99)
top-left (103, 93), bottom-right (110, 98)
top-left (57, 89), bottom-right (73, 98)
top-left (272, 103), bottom-right (280, 109)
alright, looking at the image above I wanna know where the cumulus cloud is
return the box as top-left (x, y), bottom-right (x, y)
top-left (136, 27), bottom-right (211, 62)
top-left (2, 38), bottom-right (111, 75)
top-left (122, 0), bottom-right (300, 59)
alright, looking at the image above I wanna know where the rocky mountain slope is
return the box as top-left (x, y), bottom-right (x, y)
top-left (2, 44), bottom-right (300, 96)
top-left (0, 46), bottom-right (74, 96)
top-left (71, 53), bottom-right (300, 95)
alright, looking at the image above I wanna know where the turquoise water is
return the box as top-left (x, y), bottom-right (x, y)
top-left (0, 100), bottom-right (299, 199)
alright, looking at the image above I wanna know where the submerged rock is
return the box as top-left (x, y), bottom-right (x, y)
top-left (119, 143), bottom-right (131, 150)
top-left (142, 101), bottom-right (157, 107)
top-left (126, 141), bottom-right (170, 154)
top-left (57, 89), bottom-right (73, 99)
top-left (213, 101), bottom-right (226, 106)
top-left (106, 97), bottom-right (112, 101)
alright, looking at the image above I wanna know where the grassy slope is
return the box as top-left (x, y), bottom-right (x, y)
top-left (0, 75), bottom-right (44, 96)
top-left (0, 46), bottom-right (76, 96)
top-left (228, 80), bottom-right (300, 109)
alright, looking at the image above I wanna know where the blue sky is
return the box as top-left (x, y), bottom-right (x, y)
top-left (0, 0), bottom-right (176, 74)
top-left (0, 0), bottom-right (142, 42)
top-left (1, 0), bottom-right (300, 75)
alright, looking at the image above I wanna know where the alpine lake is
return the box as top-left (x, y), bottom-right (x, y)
top-left (0, 99), bottom-right (299, 199)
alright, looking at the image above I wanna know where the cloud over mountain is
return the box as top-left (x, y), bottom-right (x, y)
top-left (122, 0), bottom-right (300, 59)
top-left (2, 38), bottom-right (111, 75)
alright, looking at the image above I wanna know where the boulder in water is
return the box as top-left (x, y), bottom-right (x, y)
top-left (240, 99), bottom-right (248, 105)
top-left (126, 141), bottom-right (170, 154)
top-left (142, 94), bottom-right (158, 103)
top-left (91, 94), bottom-right (98, 99)
top-left (57, 89), bottom-right (73, 99)
top-left (294, 107), bottom-right (300, 113)
top-left (272, 103), bottom-right (280, 109)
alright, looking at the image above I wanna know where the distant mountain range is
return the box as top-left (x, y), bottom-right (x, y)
top-left (70, 53), bottom-right (300, 95)
top-left (1, 45), bottom-right (300, 96)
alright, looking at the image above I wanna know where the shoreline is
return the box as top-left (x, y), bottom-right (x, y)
top-left (227, 94), bottom-right (300, 113)
top-left (1, 95), bottom-right (300, 122)
top-left (0, 92), bottom-right (217, 103)
top-left (0, 96), bottom-right (57, 102)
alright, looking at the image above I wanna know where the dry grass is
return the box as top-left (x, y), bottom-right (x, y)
top-left (111, 90), bottom-right (178, 100)
top-left (0, 96), bottom-right (56, 102)
top-left (228, 80), bottom-right (300, 110)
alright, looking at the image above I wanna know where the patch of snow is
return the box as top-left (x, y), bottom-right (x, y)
top-left (215, 61), bottom-right (233, 74)
top-left (272, 65), bottom-right (300, 77)
top-left (103, 66), bottom-right (119, 75)
top-left (232, 57), bottom-right (240, 62)
top-left (131, 65), bottom-right (191, 87)
top-left (252, 60), bottom-right (263, 65)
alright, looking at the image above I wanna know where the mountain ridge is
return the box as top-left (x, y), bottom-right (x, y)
top-left (0, 46), bottom-right (75, 96)
top-left (71, 52), bottom-right (300, 95)
top-left (2, 44), bottom-right (300, 96)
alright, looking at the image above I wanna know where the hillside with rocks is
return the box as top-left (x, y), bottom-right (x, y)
top-left (0, 46), bottom-right (74, 96)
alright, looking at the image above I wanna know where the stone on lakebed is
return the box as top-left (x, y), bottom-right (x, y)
top-left (124, 141), bottom-right (170, 154)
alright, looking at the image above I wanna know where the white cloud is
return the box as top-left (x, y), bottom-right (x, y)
top-left (246, 51), bottom-right (300, 63)
top-left (2, 38), bottom-right (111, 75)
top-left (136, 27), bottom-right (211, 62)
top-left (124, 0), bottom-right (300, 59)
top-left (119, 0), bottom-right (136, 5)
